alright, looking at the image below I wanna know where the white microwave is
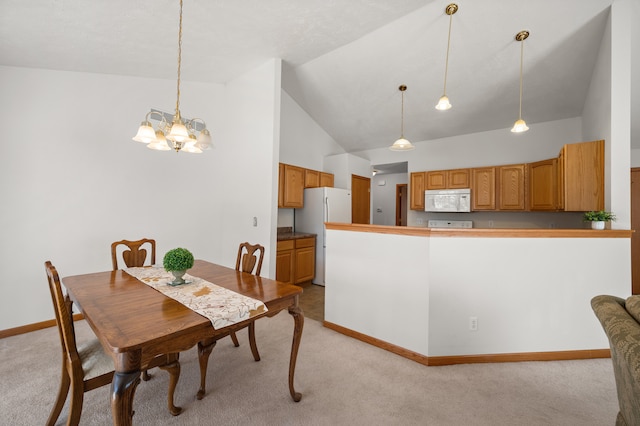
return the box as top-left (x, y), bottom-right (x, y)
top-left (425, 188), bottom-right (471, 212)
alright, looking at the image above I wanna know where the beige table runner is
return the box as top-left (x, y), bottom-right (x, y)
top-left (125, 266), bottom-right (267, 329)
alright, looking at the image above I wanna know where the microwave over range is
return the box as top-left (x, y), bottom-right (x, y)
top-left (425, 188), bottom-right (471, 212)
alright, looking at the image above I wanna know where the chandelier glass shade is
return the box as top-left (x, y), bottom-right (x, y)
top-left (435, 3), bottom-right (458, 111)
top-left (132, 0), bottom-right (211, 153)
top-left (389, 85), bottom-right (415, 151)
top-left (511, 30), bottom-right (530, 133)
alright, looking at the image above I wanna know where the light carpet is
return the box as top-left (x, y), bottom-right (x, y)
top-left (0, 311), bottom-right (619, 425)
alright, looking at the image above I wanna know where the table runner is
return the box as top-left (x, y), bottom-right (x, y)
top-left (124, 266), bottom-right (267, 329)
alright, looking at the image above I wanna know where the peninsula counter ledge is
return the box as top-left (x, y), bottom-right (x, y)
top-left (323, 223), bottom-right (632, 366)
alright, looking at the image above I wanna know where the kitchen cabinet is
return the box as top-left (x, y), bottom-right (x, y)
top-left (410, 172), bottom-right (426, 210)
top-left (558, 140), bottom-right (604, 211)
top-left (529, 158), bottom-right (558, 211)
top-left (294, 237), bottom-right (315, 284)
top-left (276, 237), bottom-right (316, 285)
top-left (471, 167), bottom-right (496, 210)
top-left (497, 164), bottom-right (526, 210)
top-left (276, 240), bottom-right (295, 284)
top-left (426, 170), bottom-right (447, 190)
top-left (305, 169), bottom-right (320, 188)
top-left (425, 168), bottom-right (470, 190)
top-left (448, 168), bottom-right (470, 188)
top-left (279, 163), bottom-right (305, 208)
top-left (320, 172), bottom-right (334, 187)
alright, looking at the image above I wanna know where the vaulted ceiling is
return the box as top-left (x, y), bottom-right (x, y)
top-left (1, 0), bottom-right (636, 151)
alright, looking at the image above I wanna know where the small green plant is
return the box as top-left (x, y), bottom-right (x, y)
top-left (583, 210), bottom-right (616, 222)
top-left (163, 247), bottom-right (194, 272)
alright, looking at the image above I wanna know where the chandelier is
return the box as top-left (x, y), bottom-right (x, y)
top-left (132, 0), bottom-right (212, 153)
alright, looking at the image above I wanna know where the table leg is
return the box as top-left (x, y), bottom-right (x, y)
top-left (287, 304), bottom-right (304, 402)
top-left (111, 370), bottom-right (140, 426)
top-left (158, 353), bottom-right (182, 416)
top-left (197, 338), bottom-right (217, 400)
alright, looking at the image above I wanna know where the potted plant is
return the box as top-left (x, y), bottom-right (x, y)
top-left (163, 247), bottom-right (194, 285)
top-left (583, 210), bottom-right (616, 230)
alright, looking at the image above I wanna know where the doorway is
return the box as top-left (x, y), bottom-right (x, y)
top-left (396, 184), bottom-right (408, 226)
top-left (351, 174), bottom-right (371, 224)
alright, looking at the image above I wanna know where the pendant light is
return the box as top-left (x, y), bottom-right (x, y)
top-left (132, 0), bottom-right (212, 153)
top-left (435, 3), bottom-right (458, 111)
top-left (389, 85), bottom-right (415, 151)
top-left (511, 30), bottom-right (530, 133)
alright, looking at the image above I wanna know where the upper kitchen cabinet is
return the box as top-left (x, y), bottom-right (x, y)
top-left (425, 168), bottom-right (470, 190)
top-left (410, 172), bottom-right (426, 210)
top-left (471, 167), bottom-right (496, 210)
top-left (279, 163), bottom-right (305, 208)
top-left (305, 169), bottom-right (320, 188)
top-left (559, 140), bottom-right (604, 211)
top-left (497, 164), bottom-right (527, 211)
top-left (320, 172), bottom-right (334, 188)
top-left (529, 158), bottom-right (558, 211)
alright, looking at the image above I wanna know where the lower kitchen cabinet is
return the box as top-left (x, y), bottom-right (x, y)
top-left (276, 236), bottom-right (316, 285)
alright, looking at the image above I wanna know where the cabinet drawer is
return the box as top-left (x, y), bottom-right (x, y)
top-left (295, 237), bottom-right (315, 249)
top-left (277, 240), bottom-right (294, 251)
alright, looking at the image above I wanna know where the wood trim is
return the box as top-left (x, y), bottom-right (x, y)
top-left (324, 321), bottom-right (610, 366)
top-left (0, 313), bottom-right (84, 339)
top-left (427, 349), bottom-right (611, 366)
top-left (325, 222), bottom-right (633, 238)
top-left (323, 321), bottom-right (430, 366)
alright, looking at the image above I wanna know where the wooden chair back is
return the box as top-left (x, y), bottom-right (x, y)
top-left (235, 242), bottom-right (265, 275)
top-left (111, 238), bottom-right (156, 270)
top-left (45, 261), bottom-right (115, 425)
top-left (45, 261), bottom-right (81, 369)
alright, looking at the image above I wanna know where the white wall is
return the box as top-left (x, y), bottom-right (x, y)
top-left (371, 173), bottom-right (408, 226)
top-left (325, 228), bottom-right (630, 357)
top-left (0, 62), bottom-right (281, 329)
top-left (278, 91), bottom-right (345, 228)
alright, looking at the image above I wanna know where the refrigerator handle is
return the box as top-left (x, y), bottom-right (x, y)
top-left (325, 196), bottom-right (329, 222)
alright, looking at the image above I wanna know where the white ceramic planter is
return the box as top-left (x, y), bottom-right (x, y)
top-left (591, 221), bottom-right (605, 230)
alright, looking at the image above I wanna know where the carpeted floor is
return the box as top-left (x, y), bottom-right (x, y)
top-left (0, 311), bottom-right (619, 425)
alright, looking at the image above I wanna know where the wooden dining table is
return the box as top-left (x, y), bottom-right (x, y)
top-left (62, 259), bottom-right (304, 426)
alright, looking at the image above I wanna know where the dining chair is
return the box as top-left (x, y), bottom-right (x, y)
top-left (44, 261), bottom-right (183, 425)
top-left (111, 238), bottom-right (156, 270)
top-left (196, 242), bottom-right (264, 400)
top-left (229, 242), bottom-right (265, 352)
top-left (110, 238), bottom-right (155, 380)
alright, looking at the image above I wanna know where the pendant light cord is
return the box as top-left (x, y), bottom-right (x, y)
top-left (175, 0), bottom-right (183, 115)
top-left (442, 12), bottom-right (453, 96)
top-left (518, 38), bottom-right (524, 120)
top-left (400, 89), bottom-right (405, 138)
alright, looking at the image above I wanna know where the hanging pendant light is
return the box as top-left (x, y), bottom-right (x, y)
top-left (389, 85), bottom-right (415, 151)
top-left (132, 0), bottom-right (212, 153)
top-left (435, 3), bottom-right (458, 111)
top-left (511, 30), bottom-right (530, 133)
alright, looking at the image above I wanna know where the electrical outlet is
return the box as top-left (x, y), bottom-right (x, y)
top-left (252, 216), bottom-right (257, 227)
top-left (469, 316), bottom-right (478, 331)
top-left (488, 221), bottom-right (494, 228)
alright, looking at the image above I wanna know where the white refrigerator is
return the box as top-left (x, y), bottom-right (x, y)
top-left (295, 187), bottom-right (351, 286)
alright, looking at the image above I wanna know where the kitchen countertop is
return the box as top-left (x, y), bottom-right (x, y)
top-left (277, 227), bottom-right (316, 241)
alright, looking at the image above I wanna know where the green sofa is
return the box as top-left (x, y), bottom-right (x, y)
top-left (592, 295), bottom-right (640, 426)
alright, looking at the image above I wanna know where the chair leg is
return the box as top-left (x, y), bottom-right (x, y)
top-left (196, 339), bottom-right (216, 400)
top-left (67, 372), bottom-right (85, 426)
top-left (45, 362), bottom-right (70, 426)
top-left (229, 331), bottom-right (240, 347)
top-left (248, 322), bottom-right (261, 362)
top-left (158, 353), bottom-right (182, 416)
top-left (142, 369), bottom-right (151, 381)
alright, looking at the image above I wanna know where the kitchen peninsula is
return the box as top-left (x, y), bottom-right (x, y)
top-left (323, 223), bottom-right (632, 365)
